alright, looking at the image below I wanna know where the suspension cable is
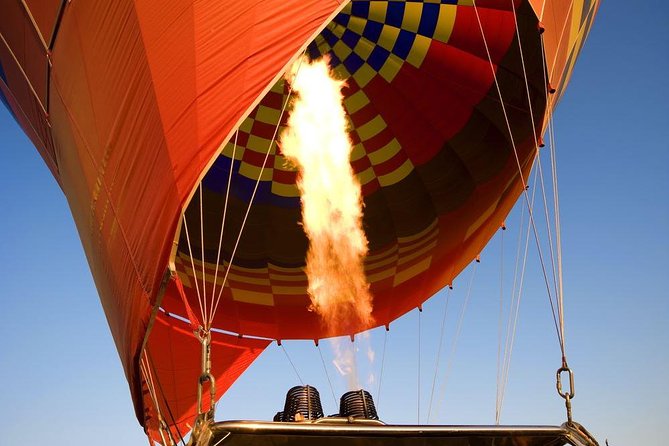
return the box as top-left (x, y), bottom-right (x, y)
top-left (208, 55), bottom-right (307, 326)
top-left (198, 185), bottom-right (208, 326)
top-left (510, 2), bottom-right (563, 318)
top-left (427, 288), bottom-right (452, 423)
top-left (417, 307), bottom-right (422, 424)
top-left (281, 343), bottom-right (304, 385)
top-left (376, 327), bottom-right (388, 408)
top-left (541, 34), bottom-right (566, 356)
top-left (496, 171), bottom-right (539, 423)
top-left (208, 130), bottom-right (239, 328)
top-left (140, 354), bottom-right (176, 446)
top-left (317, 343), bottom-right (338, 408)
top-left (145, 349), bottom-right (188, 446)
top-left (541, 34), bottom-right (568, 359)
top-left (495, 227), bottom-right (505, 424)
top-left (180, 216), bottom-right (207, 325)
top-left (472, 0), bottom-right (564, 356)
top-left (433, 262), bottom-right (478, 422)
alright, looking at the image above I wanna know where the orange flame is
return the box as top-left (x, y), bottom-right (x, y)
top-left (280, 56), bottom-right (373, 336)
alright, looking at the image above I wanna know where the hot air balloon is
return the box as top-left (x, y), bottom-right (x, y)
top-left (0, 0), bottom-right (600, 445)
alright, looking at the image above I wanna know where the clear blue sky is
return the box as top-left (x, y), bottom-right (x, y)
top-left (1, 1), bottom-right (667, 445)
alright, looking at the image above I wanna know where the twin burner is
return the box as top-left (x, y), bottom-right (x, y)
top-left (274, 385), bottom-right (379, 422)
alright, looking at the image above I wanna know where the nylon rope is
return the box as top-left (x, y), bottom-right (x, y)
top-left (499, 187), bottom-right (528, 422)
top-left (494, 1), bottom-right (568, 417)
top-left (472, 0), bottom-right (564, 354)
top-left (181, 216), bottom-right (207, 326)
top-left (198, 185), bottom-right (208, 328)
top-left (145, 349), bottom-right (187, 446)
top-left (495, 227), bottom-right (505, 424)
top-left (208, 130), bottom-right (239, 328)
top-left (433, 262), bottom-right (478, 422)
top-left (211, 433), bottom-right (233, 446)
top-left (140, 354), bottom-right (178, 446)
top-left (510, 1), bottom-right (563, 318)
top-left (376, 328), bottom-right (388, 408)
top-left (427, 287), bottom-right (451, 423)
top-left (139, 357), bottom-right (161, 424)
top-left (549, 113), bottom-right (566, 351)
top-left (0, 31), bottom-right (48, 117)
top-left (498, 173), bottom-right (538, 421)
top-left (541, 34), bottom-right (568, 359)
top-left (542, 3), bottom-right (600, 341)
top-left (536, 159), bottom-right (562, 313)
top-left (209, 55), bottom-right (306, 325)
top-left (281, 343), bottom-right (304, 385)
top-left (496, 171), bottom-right (539, 423)
top-left (317, 343), bottom-right (338, 408)
top-left (140, 363), bottom-right (171, 446)
top-left (417, 308), bottom-right (422, 424)
top-left (548, 0), bottom-right (576, 82)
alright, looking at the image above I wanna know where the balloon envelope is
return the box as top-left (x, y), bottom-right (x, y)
top-left (0, 0), bottom-right (599, 439)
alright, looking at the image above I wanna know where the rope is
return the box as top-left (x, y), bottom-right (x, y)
top-left (209, 55), bottom-right (306, 324)
top-left (433, 262), bottom-right (478, 422)
top-left (427, 288), bottom-right (451, 423)
top-left (317, 343), bottom-right (338, 408)
top-left (376, 328), bottom-right (388, 408)
top-left (496, 172), bottom-right (538, 423)
top-left (472, 0), bottom-right (564, 356)
top-left (494, 2), bottom-right (566, 421)
top-left (548, 0), bottom-right (576, 82)
top-left (495, 228), bottom-right (505, 424)
top-left (181, 216), bottom-right (207, 326)
top-left (510, 1), bottom-right (563, 321)
top-left (543, 37), bottom-right (567, 354)
top-left (140, 355), bottom-right (179, 446)
top-left (199, 185), bottom-right (209, 327)
top-left (0, 31), bottom-right (48, 117)
top-left (498, 210), bottom-right (532, 420)
top-left (417, 308), bottom-right (422, 424)
top-left (549, 114), bottom-right (567, 354)
top-left (208, 130), bottom-right (239, 327)
top-left (541, 34), bottom-right (568, 359)
top-left (145, 350), bottom-right (187, 446)
top-left (281, 343), bottom-right (304, 385)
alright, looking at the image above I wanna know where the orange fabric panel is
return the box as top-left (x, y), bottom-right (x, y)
top-left (49, 1), bottom-right (179, 423)
top-left (43, 0), bottom-right (343, 427)
top-left (143, 312), bottom-right (270, 442)
top-left (0, 0), bottom-right (55, 175)
top-left (529, 0), bottom-right (601, 99)
top-left (133, 0), bottom-right (345, 201)
top-left (0, 0), bottom-right (48, 103)
top-left (0, 58), bottom-right (56, 178)
top-left (24, 0), bottom-right (63, 45)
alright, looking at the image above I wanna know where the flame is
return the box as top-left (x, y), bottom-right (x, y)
top-left (280, 56), bottom-right (373, 336)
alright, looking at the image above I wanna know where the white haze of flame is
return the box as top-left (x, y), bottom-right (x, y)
top-left (329, 332), bottom-right (376, 391)
top-left (280, 56), bottom-right (373, 335)
top-left (330, 337), bottom-right (360, 390)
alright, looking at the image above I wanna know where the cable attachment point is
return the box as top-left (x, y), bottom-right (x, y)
top-left (556, 365), bottom-right (575, 424)
top-left (196, 329), bottom-right (216, 420)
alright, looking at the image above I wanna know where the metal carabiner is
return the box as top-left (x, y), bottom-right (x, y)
top-left (196, 329), bottom-right (217, 418)
top-left (197, 371), bottom-right (217, 417)
top-left (556, 365), bottom-right (575, 399)
top-left (556, 365), bottom-right (575, 423)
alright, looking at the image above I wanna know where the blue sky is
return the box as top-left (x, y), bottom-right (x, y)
top-left (1, 1), bottom-right (667, 445)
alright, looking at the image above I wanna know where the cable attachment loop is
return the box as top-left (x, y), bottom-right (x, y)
top-left (556, 364), bottom-right (575, 424)
top-left (196, 329), bottom-right (216, 420)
